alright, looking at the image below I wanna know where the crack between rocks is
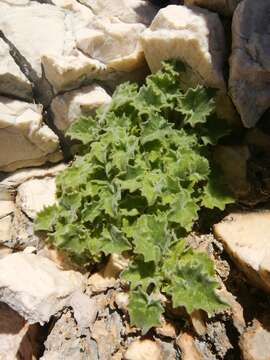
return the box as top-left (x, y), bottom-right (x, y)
top-left (0, 31), bottom-right (72, 162)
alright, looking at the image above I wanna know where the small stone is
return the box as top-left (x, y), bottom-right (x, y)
top-left (0, 215), bottom-right (12, 246)
top-left (155, 320), bottom-right (177, 338)
top-left (16, 177), bottom-right (57, 219)
top-left (0, 200), bottom-right (15, 218)
top-left (114, 292), bottom-right (129, 313)
top-left (214, 211), bottom-right (270, 293)
top-left (190, 310), bottom-right (207, 336)
top-left (176, 332), bottom-right (204, 360)
top-left (0, 252), bottom-right (84, 324)
top-left (125, 339), bottom-right (162, 360)
top-left (69, 291), bottom-right (97, 329)
top-left (240, 320), bottom-right (270, 360)
top-left (141, 5), bottom-right (226, 89)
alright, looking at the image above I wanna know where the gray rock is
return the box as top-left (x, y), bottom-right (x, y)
top-left (42, 310), bottom-right (99, 360)
top-left (229, 0), bottom-right (270, 127)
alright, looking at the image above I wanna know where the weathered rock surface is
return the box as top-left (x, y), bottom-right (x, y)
top-left (41, 310), bottom-right (98, 360)
top-left (0, 38), bottom-right (32, 101)
top-left (240, 320), bottom-right (270, 360)
top-left (214, 212), bottom-right (270, 292)
top-left (16, 177), bottom-right (56, 219)
top-left (0, 97), bottom-right (61, 172)
top-left (0, 302), bottom-right (42, 360)
top-left (184, 0), bottom-right (241, 16)
top-left (0, 252), bottom-right (84, 324)
top-left (125, 339), bottom-right (162, 360)
top-left (229, 0), bottom-right (270, 127)
top-left (51, 84), bottom-right (111, 132)
top-left (141, 5), bottom-right (226, 89)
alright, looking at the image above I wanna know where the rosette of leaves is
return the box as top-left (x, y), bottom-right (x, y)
top-left (35, 61), bottom-right (233, 333)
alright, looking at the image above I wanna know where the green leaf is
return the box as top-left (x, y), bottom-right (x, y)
top-left (101, 225), bottom-right (132, 255)
top-left (164, 250), bottom-right (227, 315)
top-left (167, 190), bottom-right (199, 231)
top-left (125, 214), bottom-right (171, 264)
top-left (67, 116), bottom-right (99, 144)
top-left (34, 205), bottom-right (58, 232)
top-left (179, 86), bottom-right (216, 127)
top-left (121, 257), bottom-right (160, 290)
top-left (128, 288), bottom-right (164, 334)
top-left (202, 169), bottom-right (234, 211)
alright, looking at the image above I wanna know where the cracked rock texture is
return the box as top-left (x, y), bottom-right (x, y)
top-left (0, 252), bottom-right (84, 324)
top-left (229, 0), bottom-right (270, 127)
top-left (141, 5), bottom-right (226, 89)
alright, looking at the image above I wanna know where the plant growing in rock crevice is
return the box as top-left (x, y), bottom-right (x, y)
top-left (35, 61), bottom-right (233, 333)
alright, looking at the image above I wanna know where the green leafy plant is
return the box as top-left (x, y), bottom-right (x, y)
top-left (35, 61), bottom-right (233, 333)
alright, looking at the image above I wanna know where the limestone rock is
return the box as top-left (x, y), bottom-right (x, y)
top-left (0, 215), bottom-right (12, 246)
top-left (141, 5), bottom-right (226, 89)
top-left (78, 0), bottom-right (158, 25)
top-left (0, 252), bottom-right (84, 324)
top-left (16, 177), bottom-right (56, 219)
top-left (125, 339), bottom-right (162, 360)
top-left (10, 208), bottom-right (39, 249)
top-left (0, 97), bottom-right (61, 172)
top-left (0, 38), bottom-right (32, 101)
top-left (41, 310), bottom-right (98, 360)
top-left (184, 0), bottom-right (241, 16)
top-left (0, 200), bottom-right (14, 218)
top-left (240, 320), bottom-right (270, 360)
top-left (0, 302), bottom-right (41, 360)
top-left (214, 212), bottom-right (270, 292)
top-left (51, 84), bottom-right (111, 132)
top-left (0, 163), bottom-right (66, 200)
top-left (229, 0), bottom-right (270, 127)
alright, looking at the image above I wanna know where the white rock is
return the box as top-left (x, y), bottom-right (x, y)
top-left (0, 163), bottom-right (66, 200)
top-left (0, 97), bottom-right (61, 172)
top-left (229, 0), bottom-right (270, 127)
top-left (79, 0), bottom-right (158, 25)
top-left (184, 0), bottom-right (241, 16)
top-left (141, 5), bottom-right (226, 89)
top-left (76, 17), bottom-right (146, 70)
top-left (125, 339), bottom-right (162, 360)
top-left (16, 177), bottom-right (56, 219)
top-left (0, 215), bottom-right (12, 245)
top-left (214, 212), bottom-right (270, 292)
top-left (69, 291), bottom-right (97, 329)
top-left (51, 84), bottom-right (111, 132)
top-left (0, 200), bottom-right (14, 218)
top-left (0, 38), bottom-right (32, 100)
top-left (0, 2), bottom-right (74, 78)
top-left (0, 252), bottom-right (84, 324)
top-left (176, 332), bottom-right (205, 360)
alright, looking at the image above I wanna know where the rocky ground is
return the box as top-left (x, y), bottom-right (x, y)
top-left (1, 0), bottom-right (270, 359)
